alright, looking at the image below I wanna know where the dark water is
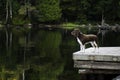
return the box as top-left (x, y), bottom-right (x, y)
top-left (0, 26), bottom-right (120, 80)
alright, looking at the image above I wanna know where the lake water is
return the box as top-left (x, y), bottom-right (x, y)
top-left (0, 25), bottom-right (120, 80)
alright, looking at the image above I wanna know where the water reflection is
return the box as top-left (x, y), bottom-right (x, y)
top-left (0, 26), bottom-right (120, 80)
top-left (0, 27), bottom-right (65, 80)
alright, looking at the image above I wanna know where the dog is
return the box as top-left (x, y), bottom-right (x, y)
top-left (71, 28), bottom-right (99, 52)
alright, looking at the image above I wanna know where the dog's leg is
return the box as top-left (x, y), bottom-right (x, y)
top-left (77, 37), bottom-right (84, 52)
top-left (79, 44), bottom-right (84, 52)
top-left (93, 41), bottom-right (99, 53)
top-left (83, 45), bottom-right (85, 53)
top-left (94, 41), bottom-right (98, 47)
top-left (80, 44), bottom-right (83, 51)
top-left (90, 42), bottom-right (96, 52)
top-left (90, 42), bottom-right (95, 48)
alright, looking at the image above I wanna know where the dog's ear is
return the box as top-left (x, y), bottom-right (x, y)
top-left (75, 29), bottom-right (80, 37)
top-left (79, 32), bottom-right (83, 35)
top-left (77, 29), bottom-right (83, 35)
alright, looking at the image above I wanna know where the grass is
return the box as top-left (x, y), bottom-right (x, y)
top-left (61, 22), bottom-right (79, 29)
top-left (60, 22), bottom-right (94, 30)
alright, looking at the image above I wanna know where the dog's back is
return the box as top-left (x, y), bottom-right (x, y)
top-left (79, 34), bottom-right (98, 45)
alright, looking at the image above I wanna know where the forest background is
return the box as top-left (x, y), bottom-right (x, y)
top-left (0, 0), bottom-right (120, 25)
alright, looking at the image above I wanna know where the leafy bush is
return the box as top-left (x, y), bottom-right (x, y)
top-left (36, 0), bottom-right (61, 22)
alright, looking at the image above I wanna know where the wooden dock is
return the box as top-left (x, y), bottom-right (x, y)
top-left (73, 47), bottom-right (120, 74)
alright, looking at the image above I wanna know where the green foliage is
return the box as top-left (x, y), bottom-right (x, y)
top-left (18, 4), bottom-right (36, 15)
top-left (0, 0), bottom-right (6, 22)
top-left (62, 22), bottom-right (78, 27)
top-left (36, 0), bottom-right (61, 22)
top-left (1, 0), bottom-right (120, 24)
top-left (13, 16), bottom-right (30, 25)
top-left (12, 0), bottom-right (21, 15)
top-left (61, 0), bottom-right (120, 23)
top-left (61, 22), bottom-right (79, 29)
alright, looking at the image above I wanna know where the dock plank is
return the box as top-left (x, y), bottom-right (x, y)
top-left (74, 61), bottom-right (120, 70)
top-left (73, 47), bottom-right (120, 73)
top-left (73, 47), bottom-right (120, 62)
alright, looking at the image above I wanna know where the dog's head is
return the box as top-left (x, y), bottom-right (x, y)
top-left (71, 28), bottom-right (82, 37)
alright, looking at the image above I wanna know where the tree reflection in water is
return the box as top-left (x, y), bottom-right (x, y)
top-left (0, 26), bottom-right (120, 80)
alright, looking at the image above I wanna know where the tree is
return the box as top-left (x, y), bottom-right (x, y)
top-left (6, 0), bottom-right (12, 24)
top-left (60, 0), bottom-right (90, 23)
top-left (60, 0), bottom-right (120, 23)
top-left (0, 0), bottom-right (6, 23)
top-left (1, 0), bottom-right (120, 24)
top-left (36, 0), bottom-right (61, 23)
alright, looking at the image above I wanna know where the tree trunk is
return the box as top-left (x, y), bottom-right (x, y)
top-left (6, 0), bottom-right (12, 24)
top-left (101, 11), bottom-right (104, 26)
top-left (5, 0), bottom-right (13, 50)
top-left (23, 70), bottom-right (25, 80)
